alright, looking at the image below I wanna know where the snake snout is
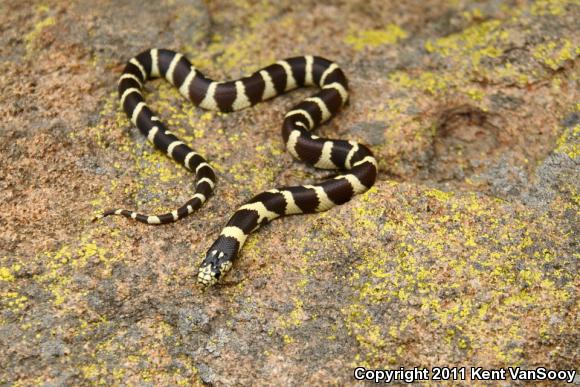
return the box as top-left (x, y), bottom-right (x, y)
top-left (197, 249), bottom-right (234, 286)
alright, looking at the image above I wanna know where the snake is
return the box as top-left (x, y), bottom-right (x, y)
top-left (95, 48), bottom-right (377, 286)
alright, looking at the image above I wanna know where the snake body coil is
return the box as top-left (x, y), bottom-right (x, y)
top-left (97, 49), bottom-right (377, 286)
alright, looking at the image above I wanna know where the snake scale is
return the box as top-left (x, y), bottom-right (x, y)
top-left (95, 49), bottom-right (377, 286)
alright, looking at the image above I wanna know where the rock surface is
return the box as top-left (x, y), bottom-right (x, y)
top-left (1, 0), bottom-right (578, 385)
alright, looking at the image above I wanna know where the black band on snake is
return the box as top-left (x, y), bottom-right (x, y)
top-left (95, 48), bottom-right (377, 286)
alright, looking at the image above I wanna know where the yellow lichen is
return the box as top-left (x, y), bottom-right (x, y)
top-left (244, 0), bottom-right (277, 29)
top-left (190, 28), bottom-right (276, 74)
top-left (341, 184), bottom-right (576, 366)
top-left (345, 24), bottom-right (408, 51)
top-left (555, 123), bottom-right (579, 159)
top-left (33, 231), bottom-right (124, 307)
top-left (531, 0), bottom-right (576, 15)
top-left (3, 291), bottom-right (28, 312)
top-left (461, 7), bottom-right (484, 22)
top-left (0, 266), bottom-right (15, 282)
top-left (466, 88), bottom-right (485, 101)
top-left (532, 39), bottom-right (579, 71)
top-left (388, 70), bottom-right (454, 95)
top-left (488, 62), bottom-right (530, 86)
top-left (24, 15), bottom-right (56, 54)
top-left (425, 19), bottom-right (508, 68)
top-left (283, 334), bottom-right (294, 344)
top-left (425, 188), bottom-right (455, 202)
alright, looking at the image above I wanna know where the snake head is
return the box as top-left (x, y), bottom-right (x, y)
top-left (197, 249), bottom-right (234, 286)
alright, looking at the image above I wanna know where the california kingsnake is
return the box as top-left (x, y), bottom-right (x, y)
top-left (95, 49), bottom-right (377, 286)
